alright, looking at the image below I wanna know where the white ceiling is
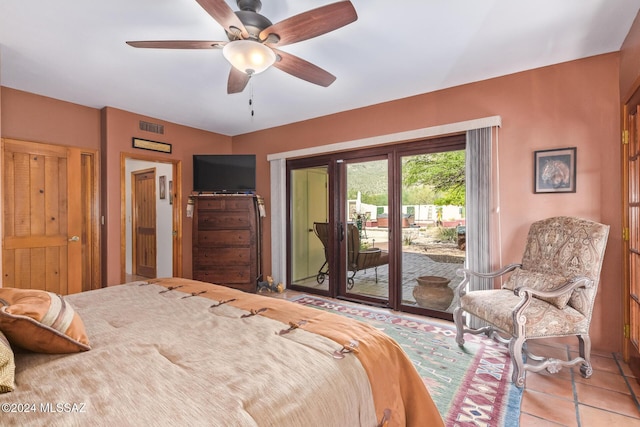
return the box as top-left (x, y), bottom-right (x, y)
top-left (1, 0), bottom-right (639, 136)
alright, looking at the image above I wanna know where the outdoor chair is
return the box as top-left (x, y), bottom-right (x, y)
top-left (313, 222), bottom-right (330, 284)
top-left (453, 216), bottom-right (609, 387)
top-left (346, 222), bottom-right (389, 288)
top-left (313, 222), bottom-right (389, 289)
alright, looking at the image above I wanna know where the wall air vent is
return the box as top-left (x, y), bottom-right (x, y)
top-left (139, 120), bottom-right (164, 135)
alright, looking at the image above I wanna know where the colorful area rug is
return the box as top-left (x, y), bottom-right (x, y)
top-left (290, 295), bottom-right (523, 426)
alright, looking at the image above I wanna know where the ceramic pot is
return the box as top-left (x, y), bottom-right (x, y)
top-left (413, 276), bottom-right (453, 310)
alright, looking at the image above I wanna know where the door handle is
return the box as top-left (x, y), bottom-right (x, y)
top-left (338, 222), bottom-right (345, 241)
top-left (68, 236), bottom-right (80, 242)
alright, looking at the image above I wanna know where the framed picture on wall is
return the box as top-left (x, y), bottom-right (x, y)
top-left (159, 175), bottom-right (166, 199)
top-left (534, 147), bottom-right (576, 193)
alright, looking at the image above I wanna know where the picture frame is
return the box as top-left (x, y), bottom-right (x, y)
top-left (168, 180), bottom-right (173, 205)
top-left (534, 147), bottom-right (576, 193)
top-left (132, 137), bottom-right (172, 154)
top-left (159, 175), bottom-right (166, 199)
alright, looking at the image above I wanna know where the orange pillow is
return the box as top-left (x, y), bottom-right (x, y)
top-left (0, 330), bottom-right (15, 393)
top-left (0, 288), bottom-right (90, 354)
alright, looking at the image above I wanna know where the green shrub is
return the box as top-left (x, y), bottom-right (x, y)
top-left (436, 226), bottom-right (457, 242)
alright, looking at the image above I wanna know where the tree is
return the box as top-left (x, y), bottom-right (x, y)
top-left (403, 150), bottom-right (465, 206)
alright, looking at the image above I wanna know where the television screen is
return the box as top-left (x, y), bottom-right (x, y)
top-left (193, 154), bottom-right (256, 193)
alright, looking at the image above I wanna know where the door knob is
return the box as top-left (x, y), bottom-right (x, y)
top-left (68, 236), bottom-right (80, 242)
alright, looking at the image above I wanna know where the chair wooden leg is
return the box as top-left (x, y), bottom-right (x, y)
top-left (578, 334), bottom-right (593, 378)
top-left (453, 306), bottom-right (466, 346)
top-left (509, 335), bottom-right (526, 388)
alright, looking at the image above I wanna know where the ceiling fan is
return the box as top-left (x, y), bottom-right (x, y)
top-left (126, 0), bottom-right (358, 94)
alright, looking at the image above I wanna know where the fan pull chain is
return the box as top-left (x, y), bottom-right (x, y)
top-left (249, 81), bottom-right (255, 118)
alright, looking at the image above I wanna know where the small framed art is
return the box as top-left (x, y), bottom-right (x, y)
top-left (132, 137), bottom-right (172, 154)
top-left (534, 147), bottom-right (576, 193)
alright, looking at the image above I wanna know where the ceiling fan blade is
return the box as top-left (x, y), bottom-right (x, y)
top-left (196, 0), bottom-right (249, 39)
top-left (272, 49), bottom-right (336, 87)
top-left (227, 67), bottom-right (251, 94)
top-left (260, 1), bottom-right (357, 46)
top-left (126, 41), bottom-right (226, 49)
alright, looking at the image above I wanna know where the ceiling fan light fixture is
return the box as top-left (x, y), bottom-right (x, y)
top-left (222, 40), bottom-right (275, 75)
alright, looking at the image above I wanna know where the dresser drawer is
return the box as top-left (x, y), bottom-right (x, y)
top-left (193, 267), bottom-right (253, 285)
top-left (198, 212), bottom-right (253, 229)
top-left (198, 198), bottom-right (252, 211)
top-left (194, 247), bottom-right (252, 266)
top-left (196, 230), bottom-right (252, 247)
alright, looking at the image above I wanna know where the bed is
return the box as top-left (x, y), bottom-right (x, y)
top-left (0, 278), bottom-right (443, 426)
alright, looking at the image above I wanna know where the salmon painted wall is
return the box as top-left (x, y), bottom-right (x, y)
top-left (1, 87), bottom-right (101, 148)
top-left (620, 12), bottom-right (640, 99)
top-left (0, 89), bottom-right (232, 287)
top-left (234, 53), bottom-right (622, 352)
top-left (101, 107), bottom-right (232, 285)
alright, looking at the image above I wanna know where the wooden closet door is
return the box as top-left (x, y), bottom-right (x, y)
top-left (2, 139), bottom-right (83, 294)
top-left (132, 169), bottom-right (157, 278)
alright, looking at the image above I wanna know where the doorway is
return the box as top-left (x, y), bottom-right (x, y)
top-left (121, 153), bottom-right (182, 283)
top-left (287, 134), bottom-right (466, 319)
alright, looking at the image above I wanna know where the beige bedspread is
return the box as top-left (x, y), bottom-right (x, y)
top-left (4, 278), bottom-right (443, 426)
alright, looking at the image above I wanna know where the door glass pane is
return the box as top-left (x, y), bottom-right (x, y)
top-left (400, 151), bottom-right (466, 312)
top-left (344, 160), bottom-right (389, 300)
top-left (290, 166), bottom-right (329, 291)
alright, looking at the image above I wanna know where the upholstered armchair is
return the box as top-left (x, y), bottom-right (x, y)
top-left (453, 216), bottom-right (609, 387)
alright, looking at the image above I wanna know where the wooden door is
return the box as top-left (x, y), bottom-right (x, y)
top-left (2, 139), bottom-right (86, 294)
top-left (624, 100), bottom-right (640, 377)
top-left (132, 168), bottom-right (157, 278)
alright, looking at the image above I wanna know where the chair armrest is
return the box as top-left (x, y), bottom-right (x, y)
top-left (514, 276), bottom-right (594, 299)
top-left (359, 248), bottom-right (381, 254)
top-left (454, 263), bottom-right (521, 296)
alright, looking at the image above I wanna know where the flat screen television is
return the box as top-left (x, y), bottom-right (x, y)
top-left (193, 154), bottom-right (256, 193)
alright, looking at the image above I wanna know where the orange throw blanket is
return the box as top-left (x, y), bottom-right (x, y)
top-left (150, 278), bottom-right (443, 427)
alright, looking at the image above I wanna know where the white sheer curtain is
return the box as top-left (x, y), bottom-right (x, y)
top-left (465, 127), bottom-right (493, 328)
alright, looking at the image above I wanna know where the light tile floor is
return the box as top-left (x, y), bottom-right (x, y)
top-left (274, 289), bottom-right (640, 426)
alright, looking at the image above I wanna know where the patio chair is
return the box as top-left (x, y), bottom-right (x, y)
top-left (313, 222), bottom-right (389, 289)
top-left (313, 222), bottom-right (330, 284)
top-left (346, 222), bottom-right (389, 288)
top-left (453, 216), bottom-right (609, 387)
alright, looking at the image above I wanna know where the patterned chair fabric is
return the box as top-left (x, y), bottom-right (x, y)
top-left (453, 216), bottom-right (609, 387)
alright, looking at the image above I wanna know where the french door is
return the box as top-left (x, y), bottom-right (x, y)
top-left (287, 135), bottom-right (465, 319)
top-left (339, 155), bottom-right (390, 305)
top-left (623, 93), bottom-right (640, 377)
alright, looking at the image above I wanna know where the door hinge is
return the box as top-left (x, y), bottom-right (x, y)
top-left (624, 227), bottom-right (630, 241)
top-left (623, 129), bottom-right (630, 145)
top-left (625, 324), bottom-right (630, 339)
